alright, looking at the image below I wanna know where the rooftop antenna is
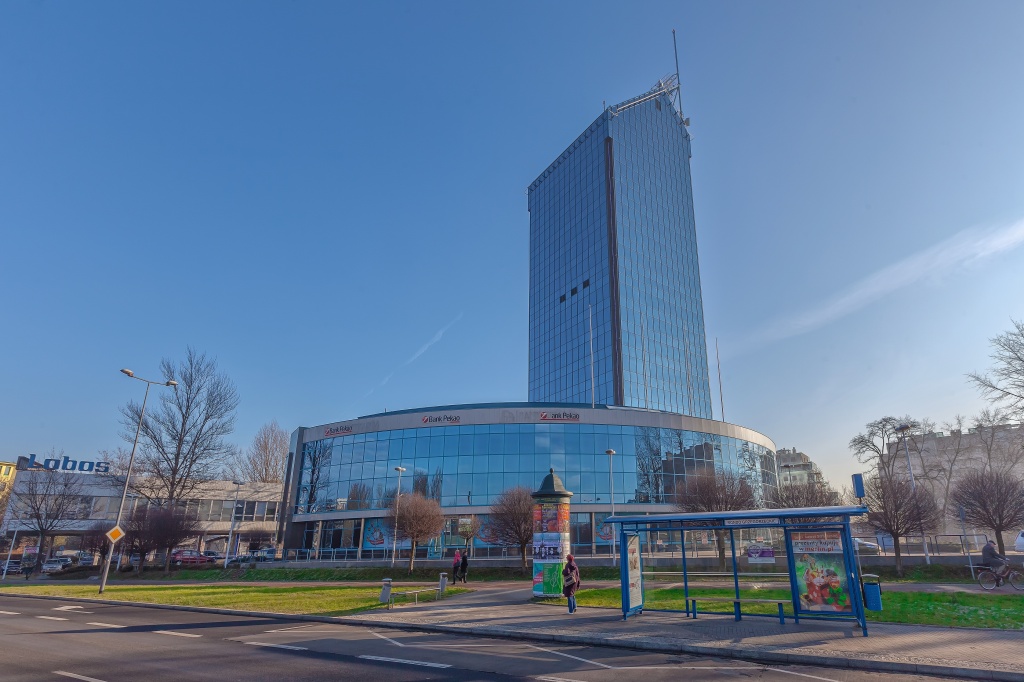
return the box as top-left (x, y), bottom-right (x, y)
top-left (672, 29), bottom-right (689, 126)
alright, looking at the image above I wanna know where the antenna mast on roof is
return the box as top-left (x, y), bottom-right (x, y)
top-left (672, 29), bottom-right (688, 126)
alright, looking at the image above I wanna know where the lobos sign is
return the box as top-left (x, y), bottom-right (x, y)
top-left (17, 453), bottom-right (110, 474)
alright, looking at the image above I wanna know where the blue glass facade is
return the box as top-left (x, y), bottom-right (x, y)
top-left (528, 84), bottom-right (713, 417)
top-left (293, 405), bottom-right (776, 516)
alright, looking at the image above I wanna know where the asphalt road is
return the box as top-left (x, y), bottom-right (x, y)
top-left (0, 594), bottom-right (962, 682)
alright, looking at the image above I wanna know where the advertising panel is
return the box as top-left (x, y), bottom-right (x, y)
top-left (791, 531), bottom-right (851, 613)
top-left (746, 543), bottom-right (775, 564)
top-left (532, 500), bottom-right (571, 597)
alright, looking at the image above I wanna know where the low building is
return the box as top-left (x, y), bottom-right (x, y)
top-left (775, 448), bottom-right (824, 486)
top-left (2, 468), bottom-right (282, 557)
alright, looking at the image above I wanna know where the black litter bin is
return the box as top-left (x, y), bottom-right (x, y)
top-left (862, 573), bottom-right (882, 611)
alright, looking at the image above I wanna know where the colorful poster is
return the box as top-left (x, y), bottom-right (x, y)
top-left (532, 500), bottom-right (571, 597)
top-left (791, 532), bottom-right (851, 613)
top-left (594, 512), bottom-right (614, 545)
top-left (626, 534), bottom-right (643, 610)
top-left (746, 543), bottom-right (775, 564)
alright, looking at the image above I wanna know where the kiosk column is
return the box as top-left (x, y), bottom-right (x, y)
top-left (531, 468), bottom-right (573, 597)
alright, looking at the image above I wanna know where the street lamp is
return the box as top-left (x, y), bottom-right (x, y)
top-left (895, 423), bottom-right (930, 565)
top-left (391, 466), bottom-right (406, 567)
top-left (224, 481), bottom-right (244, 565)
top-left (99, 369), bottom-right (177, 594)
top-left (606, 449), bottom-right (616, 566)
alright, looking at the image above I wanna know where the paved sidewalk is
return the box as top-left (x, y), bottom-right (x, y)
top-left (341, 582), bottom-right (1024, 681)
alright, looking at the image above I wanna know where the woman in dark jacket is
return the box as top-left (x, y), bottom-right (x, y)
top-left (562, 554), bottom-right (580, 613)
top-left (459, 551), bottom-right (469, 583)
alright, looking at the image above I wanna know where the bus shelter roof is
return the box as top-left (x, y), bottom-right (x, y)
top-left (606, 505), bottom-right (868, 527)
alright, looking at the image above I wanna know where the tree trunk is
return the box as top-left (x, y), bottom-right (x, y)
top-left (996, 531), bottom-right (1005, 555)
top-left (714, 530), bottom-right (727, 571)
top-left (520, 542), bottom-right (528, 573)
top-left (163, 545), bottom-right (172, 575)
top-left (408, 540), bottom-right (416, 574)
top-left (893, 536), bottom-right (903, 577)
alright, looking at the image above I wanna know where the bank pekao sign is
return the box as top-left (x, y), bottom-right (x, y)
top-left (17, 453), bottom-right (110, 474)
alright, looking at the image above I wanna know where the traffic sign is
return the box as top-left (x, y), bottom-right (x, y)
top-left (106, 526), bottom-right (125, 543)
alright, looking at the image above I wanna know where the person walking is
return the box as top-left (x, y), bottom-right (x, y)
top-left (452, 549), bottom-right (461, 582)
top-left (459, 550), bottom-right (469, 583)
top-left (562, 554), bottom-right (580, 614)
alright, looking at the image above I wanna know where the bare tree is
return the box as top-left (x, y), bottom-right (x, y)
top-left (848, 416), bottom-right (922, 479)
top-left (228, 421), bottom-right (288, 484)
top-left (386, 493), bottom-right (444, 573)
top-left (153, 507), bottom-right (203, 571)
top-left (10, 462), bottom-right (85, 569)
top-left (635, 427), bottom-right (665, 503)
top-left (863, 474), bottom-right (941, 576)
top-left (949, 470), bottom-right (1024, 554)
top-left (768, 480), bottom-right (840, 509)
top-left (675, 470), bottom-right (756, 569)
top-left (457, 515), bottom-right (481, 555)
top-left (118, 348), bottom-right (239, 505)
top-left (80, 521), bottom-right (110, 559)
top-left (970, 319), bottom-right (1024, 420)
top-left (346, 482), bottom-right (373, 511)
top-left (487, 487), bottom-right (534, 571)
top-left (123, 506), bottom-right (159, 574)
top-left (928, 416), bottom-right (977, 524)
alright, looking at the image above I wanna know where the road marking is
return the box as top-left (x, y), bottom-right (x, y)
top-left (153, 630), bottom-right (202, 638)
top-left (37, 616), bottom-right (69, 621)
top-left (54, 606), bottom-right (93, 613)
top-left (536, 677), bottom-right (587, 682)
top-left (54, 672), bottom-right (108, 682)
top-left (370, 630), bottom-right (406, 647)
top-left (359, 655), bottom-right (451, 668)
top-left (527, 644), bottom-right (615, 669)
top-left (245, 641), bottom-right (309, 651)
top-left (264, 623), bottom-right (318, 633)
top-left (86, 622), bottom-right (126, 629)
top-left (764, 668), bottom-right (842, 682)
top-left (0, 610), bottom-right (20, 615)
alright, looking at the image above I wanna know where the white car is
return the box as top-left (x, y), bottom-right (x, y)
top-left (1014, 530), bottom-right (1024, 553)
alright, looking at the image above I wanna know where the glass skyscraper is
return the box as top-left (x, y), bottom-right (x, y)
top-left (528, 80), bottom-right (713, 417)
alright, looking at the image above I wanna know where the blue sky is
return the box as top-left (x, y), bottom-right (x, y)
top-left (2, 2), bottom-right (1022, 486)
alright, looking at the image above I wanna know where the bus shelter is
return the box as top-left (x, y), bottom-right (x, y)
top-left (607, 506), bottom-right (871, 636)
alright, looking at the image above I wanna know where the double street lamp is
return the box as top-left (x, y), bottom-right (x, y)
top-left (895, 423), bottom-right (930, 565)
top-left (98, 369), bottom-right (177, 594)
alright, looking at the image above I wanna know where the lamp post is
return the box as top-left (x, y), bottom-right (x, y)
top-left (606, 449), bottom-right (616, 566)
top-left (224, 481), bottom-right (244, 565)
top-left (99, 369), bottom-right (177, 594)
top-left (895, 423), bottom-right (930, 565)
top-left (391, 466), bottom-right (406, 567)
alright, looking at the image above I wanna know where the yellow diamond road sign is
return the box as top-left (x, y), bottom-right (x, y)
top-left (106, 526), bottom-right (125, 543)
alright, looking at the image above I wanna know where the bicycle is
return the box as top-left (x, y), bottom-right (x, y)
top-left (977, 563), bottom-right (1024, 591)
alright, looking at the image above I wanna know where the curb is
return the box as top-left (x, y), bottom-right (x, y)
top-left (1, 592), bottom-right (1019, 681)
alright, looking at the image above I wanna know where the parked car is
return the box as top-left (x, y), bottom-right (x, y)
top-left (202, 550), bottom-right (225, 560)
top-left (224, 551), bottom-right (275, 567)
top-left (41, 560), bottom-right (65, 574)
top-left (170, 549), bottom-right (215, 566)
top-left (54, 557), bottom-right (73, 568)
top-left (1014, 530), bottom-right (1024, 553)
top-left (3, 560), bottom-right (21, 574)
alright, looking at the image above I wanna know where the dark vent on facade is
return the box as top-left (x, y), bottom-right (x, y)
top-left (571, 287), bottom-right (578, 296)
top-left (560, 294), bottom-right (566, 303)
top-left (583, 279), bottom-right (590, 288)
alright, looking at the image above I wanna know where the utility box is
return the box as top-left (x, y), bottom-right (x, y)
top-left (379, 578), bottom-right (392, 604)
top-left (438, 572), bottom-right (448, 595)
top-left (862, 574), bottom-right (882, 611)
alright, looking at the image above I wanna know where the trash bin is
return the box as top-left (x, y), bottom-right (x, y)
top-left (862, 573), bottom-right (882, 611)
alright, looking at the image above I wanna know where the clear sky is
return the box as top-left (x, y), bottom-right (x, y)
top-left (2, 2), bottom-right (1022, 487)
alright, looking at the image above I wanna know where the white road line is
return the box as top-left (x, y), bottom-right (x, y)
top-left (412, 643), bottom-right (508, 648)
top-left (0, 610), bottom-right (20, 615)
top-left (153, 630), bottom-right (202, 638)
top-left (86, 622), bottom-right (126, 629)
top-left (36, 616), bottom-right (69, 621)
top-left (536, 677), bottom-right (587, 682)
top-left (527, 644), bottom-right (615, 669)
top-left (54, 672), bottom-right (108, 682)
top-left (359, 655), bottom-right (451, 669)
top-left (264, 623), bottom-right (319, 633)
top-left (54, 606), bottom-right (93, 613)
top-left (370, 630), bottom-right (406, 647)
top-left (764, 668), bottom-right (842, 682)
top-left (245, 641), bottom-right (309, 651)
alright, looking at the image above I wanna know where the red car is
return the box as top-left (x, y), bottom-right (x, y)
top-left (170, 550), bottom-right (214, 566)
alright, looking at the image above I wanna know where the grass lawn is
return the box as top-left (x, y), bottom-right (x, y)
top-left (572, 585), bottom-right (1024, 629)
top-left (0, 583), bottom-right (466, 617)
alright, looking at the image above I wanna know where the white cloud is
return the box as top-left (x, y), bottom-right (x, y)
top-left (735, 218), bottom-right (1024, 353)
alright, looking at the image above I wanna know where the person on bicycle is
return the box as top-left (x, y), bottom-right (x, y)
top-left (982, 540), bottom-right (1009, 578)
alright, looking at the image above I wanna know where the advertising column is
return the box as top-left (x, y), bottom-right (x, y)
top-left (790, 531), bottom-right (853, 614)
top-left (531, 468), bottom-right (573, 597)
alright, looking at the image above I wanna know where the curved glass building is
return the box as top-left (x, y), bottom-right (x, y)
top-left (280, 403), bottom-right (777, 559)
